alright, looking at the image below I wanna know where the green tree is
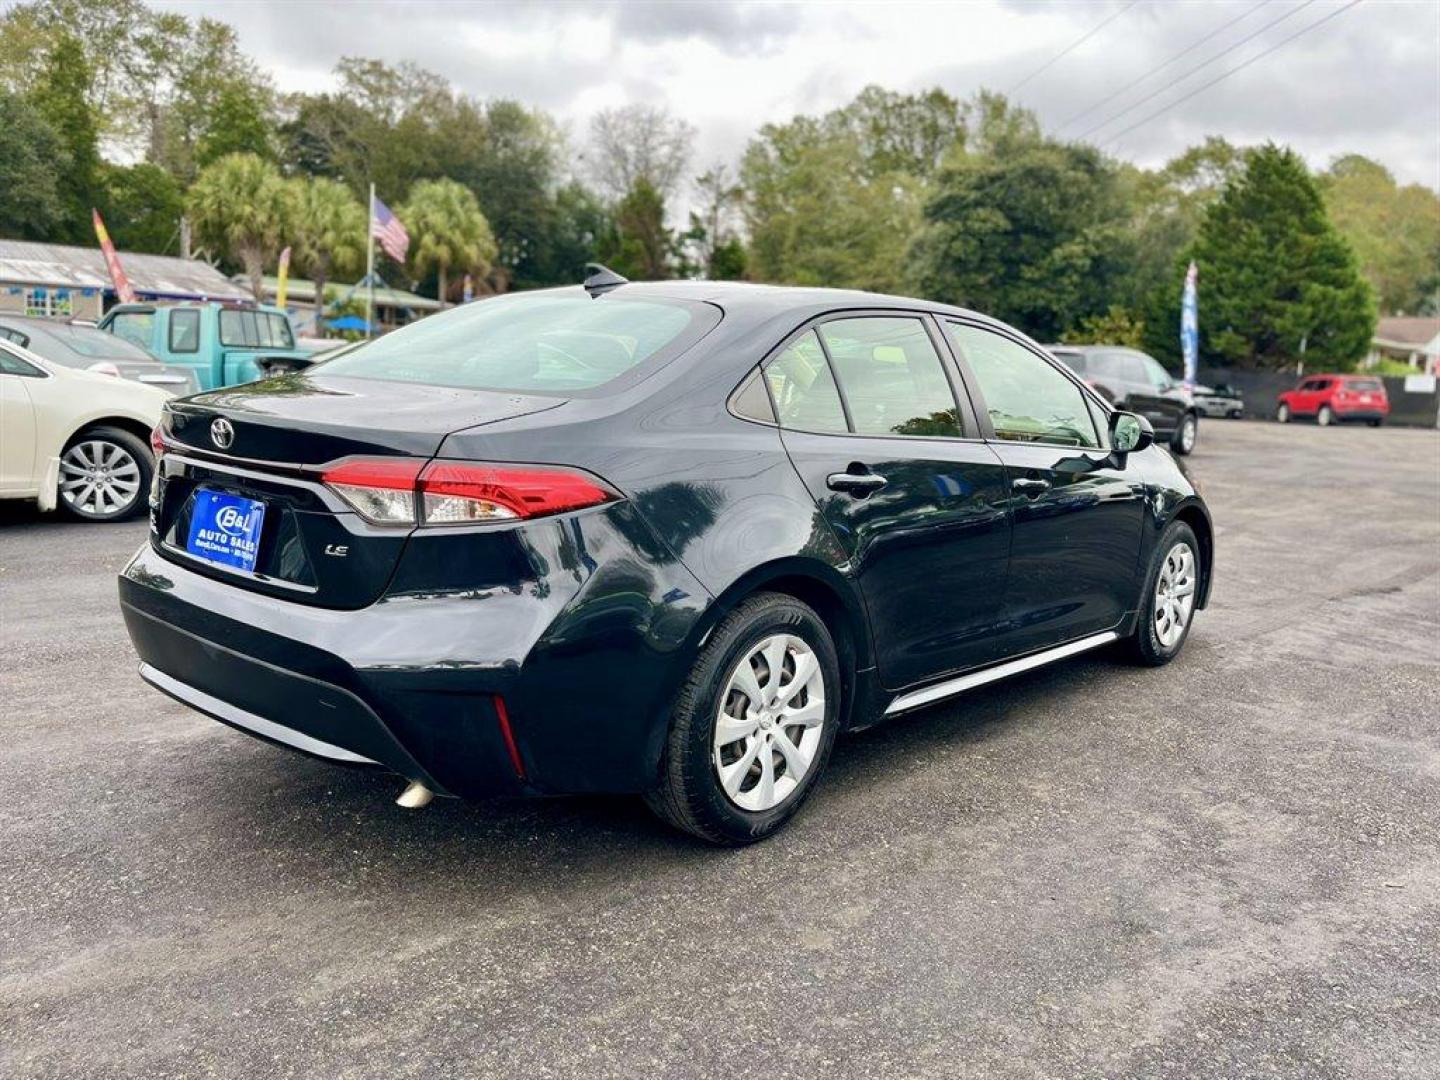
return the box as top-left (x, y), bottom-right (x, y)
top-left (909, 139), bottom-right (1133, 340)
top-left (188, 153), bottom-right (292, 301)
top-left (516, 183), bottom-right (614, 290)
top-left (1180, 144), bottom-right (1375, 369)
top-left (597, 179), bottom-right (674, 280)
top-left (194, 79), bottom-right (273, 166)
top-left (96, 162), bottom-right (182, 253)
top-left (401, 178), bottom-right (497, 306)
top-left (290, 177), bottom-right (366, 319)
top-left (742, 121), bottom-right (920, 292)
top-left (29, 31), bottom-right (99, 243)
top-left (1061, 306), bottom-right (1146, 349)
top-left (0, 89), bottom-right (66, 239)
top-left (1322, 154), bottom-right (1440, 315)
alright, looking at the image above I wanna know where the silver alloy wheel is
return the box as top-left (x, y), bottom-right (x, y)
top-left (1153, 541), bottom-right (1197, 649)
top-left (1180, 415), bottom-right (1197, 452)
top-left (713, 633), bottom-right (826, 812)
top-left (58, 439), bottom-right (142, 518)
top-left (1318, 406), bottom-right (1333, 427)
top-left (1277, 404), bottom-right (1290, 423)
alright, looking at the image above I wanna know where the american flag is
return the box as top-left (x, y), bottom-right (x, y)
top-left (370, 195), bottom-right (409, 263)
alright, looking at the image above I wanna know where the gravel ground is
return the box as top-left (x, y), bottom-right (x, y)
top-left (1, 419), bottom-right (1437, 1079)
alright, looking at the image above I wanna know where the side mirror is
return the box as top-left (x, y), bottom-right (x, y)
top-left (1110, 410), bottom-right (1153, 454)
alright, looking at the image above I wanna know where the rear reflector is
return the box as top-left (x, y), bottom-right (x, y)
top-left (319, 457), bottom-right (618, 527)
top-left (494, 696), bottom-right (526, 780)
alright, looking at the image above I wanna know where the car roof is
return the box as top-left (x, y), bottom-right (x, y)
top-left (514, 280), bottom-right (1023, 336)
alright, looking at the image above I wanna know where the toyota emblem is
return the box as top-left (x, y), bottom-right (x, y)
top-left (210, 418), bottom-right (235, 450)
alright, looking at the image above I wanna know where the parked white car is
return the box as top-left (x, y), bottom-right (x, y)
top-left (1, 339), bottom-right (168, 522)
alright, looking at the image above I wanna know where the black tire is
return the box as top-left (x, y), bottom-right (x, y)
top-left (1367, 418), bottom-right (1383, 428)
top-left (56, 426), bottom-right (152, 523)
top-left (645, 592), bottom-right (841, 845)
top-left (1125, 520), bottom-right (1201, 667)
top-left (1170, 412), bottom-right (1198, 455)
top-left (1317, 405), bottom-right (1334, 427)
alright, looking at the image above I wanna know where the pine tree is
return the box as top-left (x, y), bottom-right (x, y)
top-left (1185, 144), bottom-right (1375, 369)
top-left (29, 33), bottom-right (100, 244)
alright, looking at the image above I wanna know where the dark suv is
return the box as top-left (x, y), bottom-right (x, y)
top-left (1048, 345), bottom-right (1200, 455)
top-left (120, 275), bottom-right (1213, 844)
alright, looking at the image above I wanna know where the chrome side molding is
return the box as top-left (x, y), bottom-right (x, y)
top-left (884, 630), bottom-right (1121, 715)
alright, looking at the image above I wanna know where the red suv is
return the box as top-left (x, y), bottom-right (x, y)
top-left (1276, 374), bottom-right (1389, 427)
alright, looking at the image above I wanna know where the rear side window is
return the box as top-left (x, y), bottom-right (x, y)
top-left (169, 309), bottom-right (201, 353)
top-left (269, 313), bottom-right (294, 348)
top-left (318, 293), bottom-right (707, 394)
top-left (764, 331), bottom-right (848, 433)
top-left (819, 317), bottom-right (962, 438)
top-left (946, 322), bottom-right (1099, 448)
top-left (108, 311), bottom-right (154, 349)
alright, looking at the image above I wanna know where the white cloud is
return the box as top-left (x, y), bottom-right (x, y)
top-left (154, 0), bottom-right (1439, 192)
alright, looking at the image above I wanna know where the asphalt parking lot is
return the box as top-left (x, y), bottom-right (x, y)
top-left (2, 419), bottom-right (1437, 1079)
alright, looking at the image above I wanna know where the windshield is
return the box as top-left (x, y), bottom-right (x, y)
top-left (317, 292), bottom-right (711, 394)
top-left (36, 322), bottom-right (157, 363)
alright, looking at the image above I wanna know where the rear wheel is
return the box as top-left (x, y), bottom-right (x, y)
top-left (1171, 412), bottom-right (1198, 455)
top-left (1276, 403), bottom-right (1291, 423)
top-left (1126, 521), bottom-right (1200, 667)
top-left (57, 426), bottom-right (152, 522)
top-left (1318, 405), bottom-right (1334, 426)
top-left (1367, 418), bottom-right (1383, 428)
top-left (645, 593), bottom-right (840, 844)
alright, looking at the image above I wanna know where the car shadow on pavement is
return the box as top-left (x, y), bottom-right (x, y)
top-left (169, 648), bottom-right (1124, 893)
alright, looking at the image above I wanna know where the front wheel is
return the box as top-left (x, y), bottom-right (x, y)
top-left (1318, 405), bottom-right (1334, 427)
top-left (57, 426), bottom-right (152, 522)
top-left (645, 593), bottom-right (841, 844)
top-left (1125, 521), bottom-right (1200, 667)
top-left (1276, 403), bottom-right (1291, 423)
top-left (1171, 412), bottom-right (1198, 455)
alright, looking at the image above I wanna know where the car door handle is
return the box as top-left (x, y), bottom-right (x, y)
top-left (827, 470), bottom-right (888, 495)
top-left (1012, 477), bottom-right (1051, 496)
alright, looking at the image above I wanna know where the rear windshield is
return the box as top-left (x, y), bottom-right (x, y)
top-left (317, 292), bottom-right (712, 394)
top-left (1345, 377), bottom-right (1383, 392)
top-left (220, 310), bottom-right (295, 349)
top-left (36, 322), bottom-right (156, 362)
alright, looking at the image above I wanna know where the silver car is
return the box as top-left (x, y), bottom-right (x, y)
top-left (1193, 383), bottom-right (1245, 419)
top-left (0, 316), bottom-right (200, 395)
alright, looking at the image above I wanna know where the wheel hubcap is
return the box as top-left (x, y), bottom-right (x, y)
top-left (1154, 541), bottom-right (1197, 648)
top-left (713, 633), bottom-right (826, 812)
top-left (59, 440), bottom-right (141, 517)
top-left (1182, 419), bottom-right (1196, 451)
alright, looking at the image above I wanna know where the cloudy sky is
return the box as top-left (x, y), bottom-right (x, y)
top-left (157, 0), bottom-right (1438, 192)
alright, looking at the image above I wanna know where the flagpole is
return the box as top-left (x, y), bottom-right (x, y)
top-left (365, 182), bottom-right (376, 340)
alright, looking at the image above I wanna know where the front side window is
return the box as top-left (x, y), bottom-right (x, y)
top-left (1138, 353), bottom-right (1175, 390)
top-left (819, 317), bottom-right (962, 438)
top-left (318, 293), bottom-right (707, 394)
top-left (108, 311), bottom-right (155, 350)
top-left (946, 323), bottom-right (1099, 448)
top-left (763, 330), bottom-right (847, 433)
top-left (169, 309), bottom-right (201, 353)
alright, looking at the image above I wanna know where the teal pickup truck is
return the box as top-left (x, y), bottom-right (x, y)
top-left (97, 301), bottom-right (318, 391)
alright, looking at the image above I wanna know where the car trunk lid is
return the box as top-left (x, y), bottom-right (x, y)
top-left (153, 373), bottom-right (567, 609)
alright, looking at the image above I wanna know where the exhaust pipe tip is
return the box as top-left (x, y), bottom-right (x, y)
top-left (395, 780), bottom-right (434, 809)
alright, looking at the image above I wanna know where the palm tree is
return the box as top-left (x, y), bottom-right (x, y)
top-left (187, 153), bottom-right (292, 301)
top-left (291, 177), bottom-right (365, 325)
top-left (400, 179), bottom-right (497, 307)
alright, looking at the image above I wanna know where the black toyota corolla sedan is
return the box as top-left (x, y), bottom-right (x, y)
top-left (119, 271), bottom-right (1212, 844)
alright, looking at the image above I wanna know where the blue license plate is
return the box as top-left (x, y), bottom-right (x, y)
top-left (186, 490), bottom-right (266, 573)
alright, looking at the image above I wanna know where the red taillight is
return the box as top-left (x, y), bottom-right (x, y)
top-left (150, 424), bottom-right (166, 458)
top-left (319, 457), bottom-right (618, 526)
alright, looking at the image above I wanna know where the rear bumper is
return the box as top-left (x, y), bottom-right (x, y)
top-left (1332, 407), bottom-right (1388, 421)
top-left (118, 504), bottom-right (710, 800)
